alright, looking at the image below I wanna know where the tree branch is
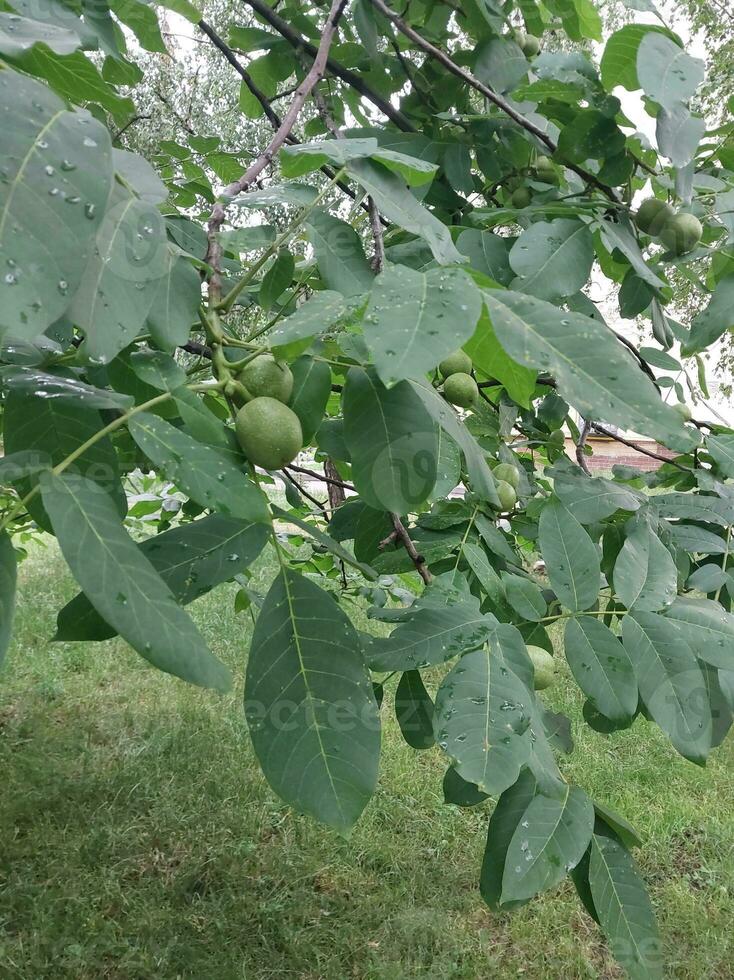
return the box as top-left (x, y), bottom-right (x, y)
top-left (286, 463), bottom-right (354, 492)
top-left (242, 0), bottom-right (416, 132)
top-left (368, 0), bottom-right (618, 201)
top-left (390, 513), bottom-right (432, 584)
top-left (575, 418), bottom-right (592, 475)
top-left (204, 0), bottom-right (349, 300)
top-left (590, 424), bottom-right (689, 472)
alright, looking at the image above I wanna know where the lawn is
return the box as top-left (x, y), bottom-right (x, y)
top-left (0, 541), bottom-right (732, 979)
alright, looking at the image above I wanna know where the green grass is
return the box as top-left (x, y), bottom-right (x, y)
top-left (0, 542), bottom-right (732, 979)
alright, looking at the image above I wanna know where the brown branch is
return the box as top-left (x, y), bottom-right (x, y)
top-left (112, 114), bottom-right (152, 142)
top-left (204, 0), bottom-right (349, 301)
top-left (575, 418), bottom-right (592, 475)
top-left (390, 513), bottom-right (432, 584)
top-left (286, 463), bottom-right (354, 492)
top-left (590, 424), bottom-right (689, 472)
top-left (609, 327), bottom-right (660, 389)
top-left (324, 458), bottom-right (347, 510)
top-left (368, 0), bottom-right (618, 201)
top-left (369, 197), bottom-right (386, 272)
top-left (282, 468), bottom-right (327, 511)
top-left (198, 19), bottom-right (282, 131)
top-left (180, 340), bottom-right (213, 359)
top-left (243, 0), bottom-right (416, 132)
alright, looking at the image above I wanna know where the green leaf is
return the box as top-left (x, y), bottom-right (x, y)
top-left (55, 515), bottom-right (269, 642)
top-left (480, 770), bottom-right (538, 910)
top-left (113, 148), bottom-right (167, 204)
top-left (2, 367), bottom-right (133, 410)
top-left (282, 138), bottom-right (439, 186)
top-left (395, 670), bottom-right (435, 749)
top-left (110, 0), bottom-right (166, 53)
top-left (656, 104), bottom-right (705, 168)
top-left (0, 69), bottom-right (112, 339)
top-left (654, 492), bottom-right (734, 526)
top-left (3, 385), bottom-right (125, 532)
top-left (0, 530), bottom-right (17, 668)
top-left (637, 33), bottom-right (704, 110)
top-left (474, 37), bottom-right (528, 94)
top-left (0, 13), bottom-right (80, 57)
top-left (259, 249), bottom-right (294, 312)
top-left (410, 380), bottom-right (500, 506)
top-left (613, 524), bottom-right (678, 612)
top-left (538, 499), bottom-right (600, 612)
top-left (434, 643), bottom-right (533, 795)
top-left (509, 220), bottom-right (594, 301)
top-left (666, 522), bottom-right (728, 554)
top-left (364, 265), bottom-right (482, 387)
top-left (245, 567), bottom-right (380, 833)
top-left (502, 573), bottom-right (546, 621)
top-left (600, 24), bottom-right (671, 91)
top-left (484, 290), bottom-right (696, 453)
top-left (683, 276), bottom-right (734, 355)
top-left (147, 250), bottom-right (201, 350)
top-left (589, 833), bottom-right (662, 980)
top-left (342, 367), bottom-right (439, 513)
top-left (41, 472), bottom-right (231, 691)
top-left (289, 355), bottom-right (331, 443)
top-left (622, 611), bottom-right (712, 764)
top-left (268, 290), bottom-right (347, 354)
top-left (706, 433), bottom-right (734, 477)
top-left (72, 186), bottom-right (169, 363)
top-left (662, 597), bottom-right (734, 671)
top-left (17, 47), bottom-right (133, 114)
top-left (564, 617), bottom-right (637, 722)
top-left (501, 784), bottom-right (595, 903)
top-left (598, 217), bottom-right (666, 291)
top-left (456, 229), bottom-right (513, 286)
top-left (128, 412), bottom-right (269, 523)
top-left (346, 158), bottom-right (462, 265)
top-left (443, 766), bottom-right (489, 807)
top-left (305, 209), bottom-right (374, 296)
top-left (464, 306), bottom-right (537, 408)
top-left (553, 470), bottom-right (641, 523)
top-left (365, 576), bottom-right (495, 671)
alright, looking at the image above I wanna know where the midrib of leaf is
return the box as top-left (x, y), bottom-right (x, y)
top-left (88, 196), bottom-right (137, 320)
top-left (552, 507), bottom-right (580, 609)
top-left (0, 108), bottom-right (65, 240)
top-left (632, 618), bottom-right (701, 744)
top-left (591, 838), bottom-right (650, 970)
top-left (276, 555), bottom-right (345, 824)
top-left (486, 294), bottom-right (649, 424)
top-left (390, 272), bottom-right (428, 381)
top-left (363, 369), bottom-right (397, 496)
top-left (521, 224), bottom-right (587, 292)
top-left (523, 784), bottom-right (570, 877)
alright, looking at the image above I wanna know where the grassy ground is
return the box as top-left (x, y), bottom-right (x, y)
top-left (0, 542), bottom-right (732, 979)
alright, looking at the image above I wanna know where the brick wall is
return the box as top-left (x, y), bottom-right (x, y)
top-left (569, 436), bottom-right (675, 473)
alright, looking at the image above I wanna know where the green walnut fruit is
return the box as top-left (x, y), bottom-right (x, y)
top-left (235, 397), bottom-right (303, 470)
top-left (659, 213), bottom-right (703, 255)
top-left (548, 428), bottom-right (565, 447)
top-left (443, 372), bottom-right (478, 408)
top-left (494, 462), bottom-right (520, 489)
top-left (634, 197), bottom-right (674, 236)
top-left (673, 402), bottom-right (692, 421)
top-left (527, 645), bottom-right (556, 691)
top-left (534, 155), bottom-right (557, 184)
top-left (521, 33), bottom-right (540, 56)
top-left (239, 353), bottom-right (293, 403)
top-left (495, 479), bottom-right (517, 511)
top-left (511, 186), bottom-right (532, 208)
top-left (438, 349), bottom-right (473, 378)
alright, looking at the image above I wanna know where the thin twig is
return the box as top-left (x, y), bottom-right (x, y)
top-left (112, 114), bottom-right (152, 142)
top-left (281, 469), bottom-right (327, 512)
top-left (243, 0), bottom-right (416, 132)
top-left (286, 463), bottom-right (354, 492)
top-left (575, 418), bottom-right (592, 475)
top-left (180, 340), bottom-right (213, 359)
top-left (390, 513), bottom-right (432, 584)
top-left (369, 197), bottom-right (386, 272)
top-left (368, 0), bottom-right (618, 201)
top-left (590, 424), bottom-right (689, 472)
top-left (204, 0), bottom-right (349, 301)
